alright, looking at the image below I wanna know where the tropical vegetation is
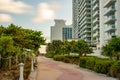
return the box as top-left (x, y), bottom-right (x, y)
top-left (102, 37), bottom-right (120, 60)
top-left (46, 40), bottom-right (92, 58)
top-left (46, 37), bottom-right (120, 79)
top-left (0, 24), bottom-right (45, 79)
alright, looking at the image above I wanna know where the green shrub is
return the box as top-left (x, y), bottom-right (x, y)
top-left (53, 55), bottom-right (120, 78)
top-left (53, 55), bottom-right (80, 64)
top-left (53, 55), bottom-right (65, 61)
top-left (63, 58), bottom-right (70, 63)
top-left (79, 56), bottom-right (114, 75)
top-left (85, 57), bottom-right (97, 70)
top-left (53, 55), bottom-right (70, 63)
top-left (110, 61), bottom-right (120, 78)
top-left (0, 59), bottom-right (9, 69)
top-left (79, 57), bottom-right (87, 68)
top-left (94, 60), bottom-right (113, 74)
top-left (45, 52), bottom-right (55, 58)
top-left (66, 55), bottom-right (79, 64)
top-left (79, 56), bottom-right (97, 69)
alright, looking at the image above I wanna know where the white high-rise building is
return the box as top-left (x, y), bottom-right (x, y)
top-left (72, 0), bottom-right (79, 39)
top-left (51, 19), bottom-right (72, 42)
top-left (72, 0), bottom-right (92, 44)
top-left (73, 0), bottom-right (120, 49)
top-left (100, 0), bottom-right (120, 48)
top-left (92, 0), bottom-right (100, 49)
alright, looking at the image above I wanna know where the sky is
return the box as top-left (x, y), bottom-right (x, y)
top-left (0, 0), bottom-right (72, 42)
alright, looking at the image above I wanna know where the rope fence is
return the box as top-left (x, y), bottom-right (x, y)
top-left (0, 54), bottom-right (35, 69)
top-left (0, 54), bottom-right (37, 80)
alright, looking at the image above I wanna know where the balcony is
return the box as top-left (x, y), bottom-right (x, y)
top-left (105, 15), bottom-right (116, 24)
top-left (93, 11), bottom-right (99, 18)
top-left (85, 39), bottom-right (91, 43)
top-left (93, 32), bottom-right (99, 37)
top-left (86, 2), bottom-right (91, 6)
top-left (104, 6), bottom-right (116, 16)
top-left (85, 34), bottom-right (91, 38)
top-left (81, 26), bottom-right (91, 31)
top-left (84, 30), bottom-right (91, 33)
top-left (104, 0), bottom-right (116, 8)
top-left (93, 4), bottom-right (99, 10)
top-left (93, 18), bottom-right (99, 24)
top-left (105, 24), bottom-right (116, 32)
top-left (93, 40), bottom-right (97, 44)
top-left (93, 0), bottom-right (99, 5)
top-left (93, 25), bottom-right (99, 31)
top-left (104, 34), bottom-right (115, 41)
top-left (93, 39), bottom-right (99, 44)
top-left (84, 26), bottom-right (91, 29)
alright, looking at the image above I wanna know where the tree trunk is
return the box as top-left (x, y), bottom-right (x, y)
top-left (79, 53), bottom-right (82, 57)
top-left (84, 53), bottom-right (86, 56)
top-left (116, 55), bottom-right (119, 60)
top-left (68, 53), bottom-right (70, 56)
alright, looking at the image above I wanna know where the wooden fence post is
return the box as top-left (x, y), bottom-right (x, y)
top-left (9, 56), bottom-right (11, 69)
top-left (16, 55), bottom-right (18, 66)
top-left (0, 55), bottom-right (2, 67)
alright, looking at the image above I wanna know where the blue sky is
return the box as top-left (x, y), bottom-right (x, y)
top-left (0, 0), bottom-right (72, 42)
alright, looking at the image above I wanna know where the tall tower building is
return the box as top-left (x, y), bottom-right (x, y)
top-left (73, 0), bottom-right (120, 49)
top-left (73, 0), bottom-right (92, 44)
top-left (92, 0), bottom-right (100, 49)
top-left (72, 0), bottom-right (79, 39)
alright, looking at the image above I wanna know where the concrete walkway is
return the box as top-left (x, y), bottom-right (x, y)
top-left (36, 56), bottom-right (117, 80)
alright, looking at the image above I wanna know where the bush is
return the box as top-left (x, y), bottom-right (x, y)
top-left (0, 59), bottom-right (9, 69)
top-left (53, 55), bottom-right (120, 78)
top-left (79, 56), bottom-right (114, 75)
top-left (53, 55), bottom-right (65, 61)
top-left (94, 60), bottom-right (113, 74)
top-left (79, 57), bottom-right (87, 68)
top-left (45, 52), bottom-right (55, 58)
top-left (53, 55), bottom-right (79, 64)
top-left (110, 61), bottom-right (120, 78)
top-left (79, 56), bottom-right (97, 69)
top-left (85, 57), bottom-right (97, 70)
top-left (66, 55), bottom-right (79, 64)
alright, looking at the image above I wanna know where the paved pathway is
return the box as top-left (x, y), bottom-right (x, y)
top-left (36, 56), bottom-right (117, 80)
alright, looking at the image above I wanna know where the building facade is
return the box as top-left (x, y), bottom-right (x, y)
top-left (51, 19), bottom-right (72, 42)
top-left (100, 0), bottom-right (120, 48)
top-left (92, 0), bottom-right (100, 49)
top-left (62, 27), bottom-right (72, 41)
top-left (72, 0), bottom-right (79, 39)
top-left (72, 0), bottom-right (120, 49)
top-left (73, 0), bottom-right (92, 44)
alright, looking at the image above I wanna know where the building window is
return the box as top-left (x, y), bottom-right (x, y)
top-left (62, 28), bottom-right (72, 41)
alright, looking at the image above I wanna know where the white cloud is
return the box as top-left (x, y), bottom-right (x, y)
top-left (33, 3), bottom-right (60, 23)
top-left (0, 14), bottom-right (12, 22)
top-left (0, 0), bottom-right (32, 14)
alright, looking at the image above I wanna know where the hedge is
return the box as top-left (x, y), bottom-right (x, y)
top-left (53, 55), bottom-right (120, 78)
top-left (110, 61), bottom-right (120, 78)
top-left (53, 55), bottom-right (79, 64)
top-left (79, 56), bottom-right (119, 78)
